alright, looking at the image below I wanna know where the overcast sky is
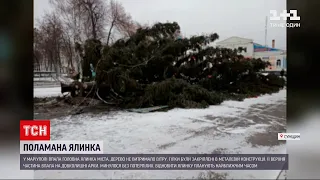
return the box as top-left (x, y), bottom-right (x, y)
top-left (34, 0), bottom-right (286, 50)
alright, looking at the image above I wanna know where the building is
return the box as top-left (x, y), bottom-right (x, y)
top-left (216, 36), bottom-right (286, 72)
top-left (216, 36), bottom-right (254, 58)
top-left (253, 40), bottom-right (286, 72)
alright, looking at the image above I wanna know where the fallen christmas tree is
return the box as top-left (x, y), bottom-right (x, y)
top-left (70, 22), bottom-right (285, 109)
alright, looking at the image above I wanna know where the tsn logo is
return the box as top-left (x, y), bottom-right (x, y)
top-left (20, 120), bottom-right (51, 140)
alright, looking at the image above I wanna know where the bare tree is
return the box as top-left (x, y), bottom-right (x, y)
top-left (49, 0), bottom-right (81, 75)
top-left (75, 0), bottom-right (107, 40)
top-left (106, 0), bottom-right (135, 45)
top-left (49, 0), bottom-right (108, 74)
top-left (60, 31), bottom-right (75, 70)
top-left (36, 0), bottom-right (136, 78)
top-left (117, 19), bottom-right (139, 37)
top-left (49, 0), bottom-right (85, 43)
top-left (34, 27), bottom-right (43, 71)
top-left (35, 12), bottom-right (64, 74)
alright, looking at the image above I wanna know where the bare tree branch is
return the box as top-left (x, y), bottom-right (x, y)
top-left (106, 0), bottom-right (136, 45)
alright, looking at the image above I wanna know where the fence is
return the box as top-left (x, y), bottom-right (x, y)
top-left (34, 71), bottom-right (68, 87)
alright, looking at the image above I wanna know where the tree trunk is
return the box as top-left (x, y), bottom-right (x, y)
top-left (89, 10), bottom-right (97, 39)
top-left (69, 41), bottom-right (74, 69)
top-left (77, 53), bottom-right (83, 82)
top-left (61, 81), bottom-right (96, 97)
top-left (106, 20), bottom-right (115, 46)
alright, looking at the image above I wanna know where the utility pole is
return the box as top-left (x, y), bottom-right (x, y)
top-left (265, 16), bottom-right (268, 47)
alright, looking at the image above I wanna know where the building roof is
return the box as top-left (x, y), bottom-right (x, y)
top-left (216, 36), bottom-right (253, 45)
top-left (253, 43), bottom-right (283, 52)
top-left (216, 36), bottom-right (285, 53)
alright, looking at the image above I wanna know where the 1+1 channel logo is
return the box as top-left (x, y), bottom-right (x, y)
top-left (269, 10), bottom-right (301, 28)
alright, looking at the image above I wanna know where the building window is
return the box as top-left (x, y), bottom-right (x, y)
top-left (276, 59), bottom-right (281, 67)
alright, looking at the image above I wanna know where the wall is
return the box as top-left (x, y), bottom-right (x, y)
top-left (217, 43), bottom-right (254, 57)
top-left (254, 51), bottom-right (286, 71)
top-left (283, 56), bottom-right (287, 69)
top-left (216, 37), bottom-right (287, 71)
top-left (216, 37), bottom-right (254, 57)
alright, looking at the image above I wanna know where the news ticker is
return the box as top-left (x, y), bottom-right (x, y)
top-left (20, 154), bottom-right (288, 170)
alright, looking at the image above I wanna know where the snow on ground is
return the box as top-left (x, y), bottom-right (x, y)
top-left (33, 77), bottom-right (76, 97)
top-left (34, 77), bottom-right (56, 81)
top-left (34, 76), bottom-right (74, 95)
top-left (35, 89), bottom-right (287, 179)
top-left (34, 87), bottom-right (62, 98)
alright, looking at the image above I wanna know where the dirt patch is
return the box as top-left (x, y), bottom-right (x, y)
top-left (158, 126), bottom-right (221, 150)
top-left (34, 96), bottom-right (116, 120)
top-left (250, 104), bottom-right (268, 110)
top-left (205, 103), bottom-right (284, 129)
top-left (246, 132), bottom-right (282, 147)
top-left (250, 103), bottom-right (277, 111)
top-left (204, 115), bottom-right (217, 121)
top-left (260, 104), bottom-right (286, 119)
top-left (205, 116), bottom-right (255, 128)
top-left (34, 97), bottom-right (57, 104)
top-left (211, 148), bottom-right (228, 154)
top-left (246, 124), bottom-right (286, 147)
top-left (191, 118), bottom-right (209, 123)
top-left (203, 101), bottom-right (286, 148)
top-left (158, 142), bottom-right (177, 150)
top-left (243, 114), bottom-right (271, 125)
top-left (185, 126), bottom-right (222, 139)
top-left (245, 102), bottom-right (286, 147)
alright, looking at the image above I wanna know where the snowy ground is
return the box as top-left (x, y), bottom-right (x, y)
top-left (34, 89), bottom-right (287, 179)
top-left (34, 76), bottom-right (73, 90)
top-left (34, 77), bottom-right (56, 81)
top-left (34, 87), bottom-right (62, 98)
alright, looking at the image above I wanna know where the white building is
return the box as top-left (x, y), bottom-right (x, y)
top-left (216, 36), bottom-right (286, 72)
top-left (216, 36), bottom-right (254, 58)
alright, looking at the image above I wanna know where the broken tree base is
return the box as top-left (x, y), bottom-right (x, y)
top-left (127, 105), bottom-right (169, 113)
top-left (61, 81), bottom-right (96, 97)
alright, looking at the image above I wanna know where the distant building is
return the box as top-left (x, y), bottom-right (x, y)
top-left (216, 36), bottom-right (286, 72)
top-left (253, 40), bottom-right (286, 72)
top-left (216, 36), bottom-right (254, 58)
